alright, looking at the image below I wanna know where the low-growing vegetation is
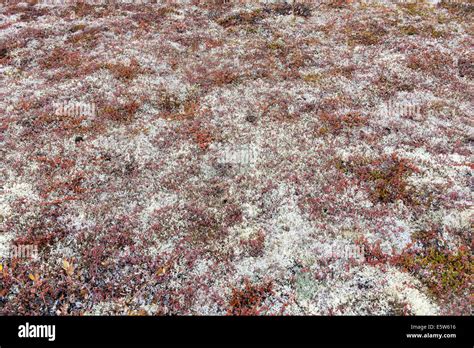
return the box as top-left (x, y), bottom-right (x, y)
top-left (0, 0), bottom-right (471, 316)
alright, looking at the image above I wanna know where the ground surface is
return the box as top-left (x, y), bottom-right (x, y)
top-left (0, 0), bottom-right (472, 315)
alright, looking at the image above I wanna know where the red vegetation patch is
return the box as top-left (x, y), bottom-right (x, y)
top-left (185, 65), bottom-right (240, 89)
top-left (12, 205), bottom-right (69, 250)
top-left (227, 279), bottom-right (273, 315)
top-left (217, 9), bottom-right (265, 28)
top-left (36, 155), bottom-right (75, 172)
top-left (317, 112), bottom-right (367, 135)
top-left (407, 50), bottom-right (455, 77)
top-left (34, 112), bottom-right (100, 138)
top-left (209, 69), bottom-right (240, 86)
top-left (240, 230), bottom-right (266, 257)
top-left (3, 3), bottom-right (47, 21)
top-left (337, 154), bottom-right (420, 205)
top-left (67, 26), bottom-right (104, 49)
top-left (101, 99), bottom-right (141, 123)
top-left (38, 47), bottom-right (101, 80)
top-left (40, 47), bottom-right (82, 70)
top-left (105, 58), bottom-right (143, 81)
top-left (187, 123), bottom-right (213, 150)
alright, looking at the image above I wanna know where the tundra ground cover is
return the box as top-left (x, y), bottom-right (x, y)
top-left (0, 0), bottom-right (472, 315)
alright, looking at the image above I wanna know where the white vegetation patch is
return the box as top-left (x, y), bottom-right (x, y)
top-left (83, 301), bottom-right (122, 316)
top-left (296, 265), bottom-right (439, 315)
top-left (384, 267), bottom-right (439, 315)
top-left (141, 192), bottom-right (181, 223)
top-left (232, 184), bottom-right (317, 278)
top-left (366, 217), bottom-right (414, 254)
top-left (0, 182), bottom-right (38, 259)
top-left (2, 182), bottom-right (38, 211)
top-left (441, 208), bottom-right (473, 231)
top-left (0, 221), bottom-right (14, 260)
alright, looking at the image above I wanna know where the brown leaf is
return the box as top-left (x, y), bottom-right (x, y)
top-left (156, 267), bottom-right (167, 276)
top-left (62, 259), bottom-right (74, 276)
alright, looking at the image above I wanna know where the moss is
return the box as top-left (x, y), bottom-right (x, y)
top-left (217, 10), bottom-right (265, 28)
top-left (400, 25), bottom-right (419, 36)
top-left (439, 1), bottom-right (474, 16)
top-left (105, 59), bottom-right (142, 81)
top-left (397, 246), bottom-right (472, 296)
top-left (317, 112), bottom-right (367, 136)
top-left (401, 24), bottom-right (446, 38)
top-left (400, 2), bottom-right (433, 18)
top-left (348, 29), bottom-right (384, 46)
top-left (302, 73), bottom-right (322, 84)
top-left (267, 39), bottom-right (285, 51)
top-left (428, 26), bottom-right (445, 38)
top-left (158, 90), bottom-right (182, 113)
top-left (337, 155), bottom-right (420, 205)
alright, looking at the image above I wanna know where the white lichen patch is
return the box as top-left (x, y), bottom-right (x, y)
top-left (296, 265), bottom-right (439, 315)
top-left (0, 231), bottom-right (14, 260)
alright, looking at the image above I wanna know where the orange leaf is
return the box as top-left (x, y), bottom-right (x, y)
top-left (62, 259), bottom-right (74, 276)
top-left (156, 267), bottom-right (167, 276)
